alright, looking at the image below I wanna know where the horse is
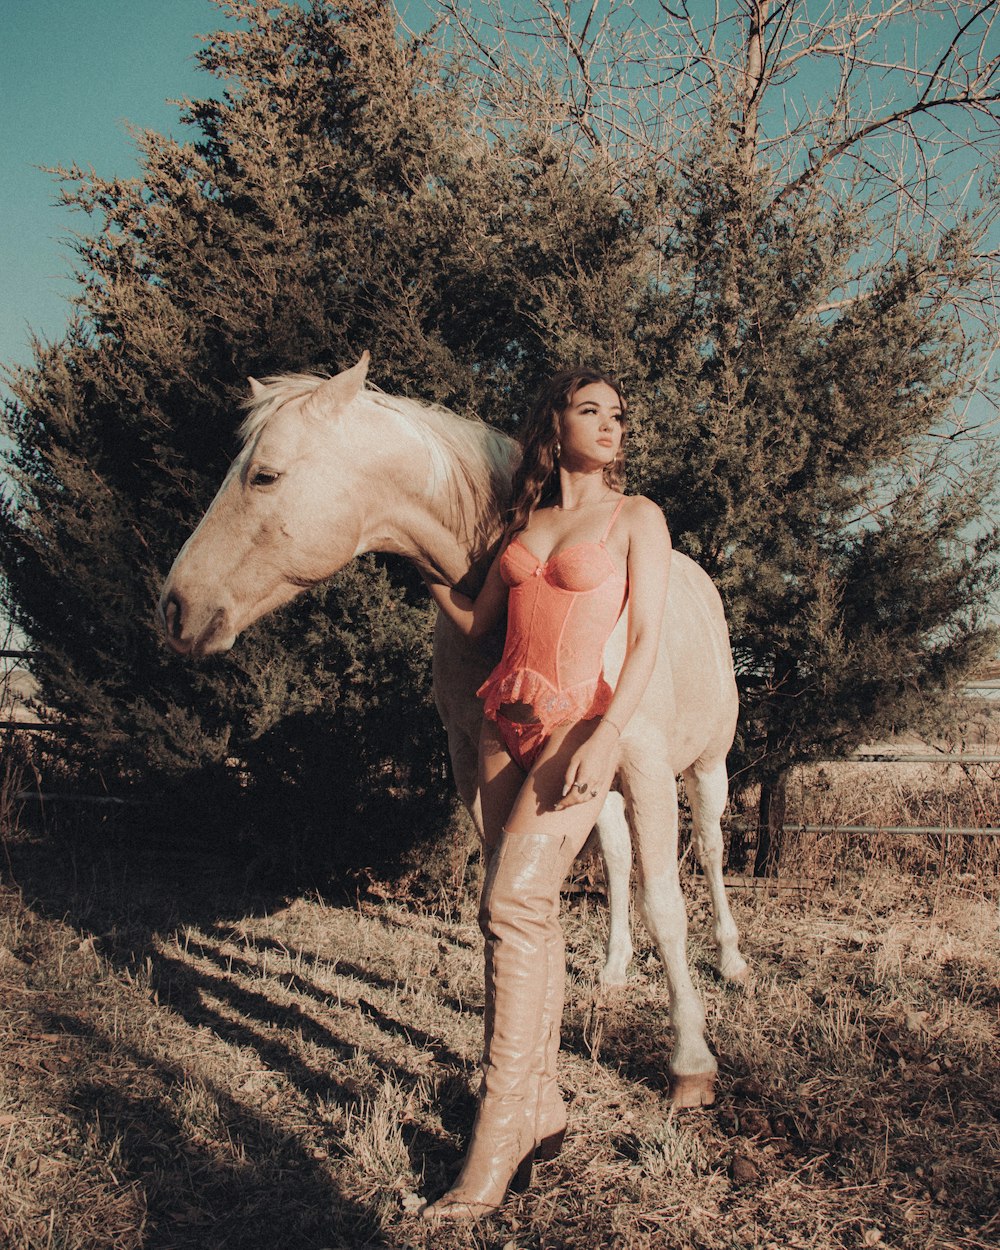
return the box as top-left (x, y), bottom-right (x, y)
top-left (158, 353), bottom-right (748, 1106)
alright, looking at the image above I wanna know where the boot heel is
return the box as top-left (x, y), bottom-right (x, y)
top-left (510, 1150), bottom-right (534, 1193)
top-left (535, 1127), bottom-right (566, 1161)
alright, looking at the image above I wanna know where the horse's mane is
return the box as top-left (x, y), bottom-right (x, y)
top-left (239, 374), bottom-right (519, 562)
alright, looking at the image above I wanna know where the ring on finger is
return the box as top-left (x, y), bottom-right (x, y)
top-left (589, 788), bottom-right (598, 798)
top-left (575, 781), bottom-right (588, 794)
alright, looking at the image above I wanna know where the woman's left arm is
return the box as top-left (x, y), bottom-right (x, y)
top-left (558, 497), bottom-right (672, 807)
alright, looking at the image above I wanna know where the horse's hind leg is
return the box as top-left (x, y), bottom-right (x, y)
top-left (594, 791), bottom-right (633, 987)
top-left (621, 764), bottom-right (716, 1107)
top-left (685, 758), bottom-right (748, 984)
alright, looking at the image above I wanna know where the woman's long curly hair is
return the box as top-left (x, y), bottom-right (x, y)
top-left (507, 366), bottom-right (628, 537)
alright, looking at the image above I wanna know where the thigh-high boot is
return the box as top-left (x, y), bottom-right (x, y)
top-left (423, 830), bottom-right (572, 1219)
top-left (477, 844), bottom-right (567, 1162)
top-left (535, 918), bottom-right (568, 1159)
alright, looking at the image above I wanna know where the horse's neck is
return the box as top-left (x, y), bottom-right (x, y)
top-left (362, 401), bottom-right (512, 591)
top-left (391, 498), bottom-right (499, 592)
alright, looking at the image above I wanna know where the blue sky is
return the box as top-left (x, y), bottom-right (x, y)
top-left (0, 1), bottom-right (445, 388)
top-left (2, 2), bottom-right (995, 394)
top-left (1, 1), bottom-right (218, 384)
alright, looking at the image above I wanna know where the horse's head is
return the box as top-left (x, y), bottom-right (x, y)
top-left (158, 353), bottom-right (373, 655)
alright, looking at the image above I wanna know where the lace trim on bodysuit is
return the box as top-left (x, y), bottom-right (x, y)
top-left (478, 667), bottom-right (614, 726)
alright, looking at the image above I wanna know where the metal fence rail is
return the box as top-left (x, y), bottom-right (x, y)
top-left (852, 752), bottom-right (1000, 763)
top-left (13, 791), bottom-right (143, 806)
top-left (778, 823), bottom-right (1000, 837)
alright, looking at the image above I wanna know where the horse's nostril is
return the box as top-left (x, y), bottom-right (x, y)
top-left (163, 591), bottom-right (183, 640)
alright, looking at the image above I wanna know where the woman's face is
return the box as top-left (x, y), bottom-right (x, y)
top-left (558, 381), bottom-right (624, 470)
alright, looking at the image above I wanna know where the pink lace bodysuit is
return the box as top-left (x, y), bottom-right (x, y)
top-left (477, 498), bottom-right (628, 770)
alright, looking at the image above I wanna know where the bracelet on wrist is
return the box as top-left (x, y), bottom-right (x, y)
top-left (600, 716), bottom-right (622, 736)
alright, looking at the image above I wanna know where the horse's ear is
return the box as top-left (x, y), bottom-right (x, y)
top-left (248, 377), bottom-right (267, 401)
top-left (304, 351), bottom-right (370, 418)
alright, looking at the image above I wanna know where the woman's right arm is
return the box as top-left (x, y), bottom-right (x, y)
top-left (423, 542), bottom-right (509, 639)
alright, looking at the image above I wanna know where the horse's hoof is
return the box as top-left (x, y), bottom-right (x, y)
top-left (598, 964), bottom-right (628, 989)
top-left (719, 959), bottom-right (750, 986)
top-left (670, 1072), bottom-right (716, 1108)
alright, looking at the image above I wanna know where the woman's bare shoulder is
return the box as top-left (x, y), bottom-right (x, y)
top-left (622, 494), bottom-right (669, 532)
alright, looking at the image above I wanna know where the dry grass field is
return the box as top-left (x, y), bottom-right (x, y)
top-left (1, 757), bottom-right (998, 1250)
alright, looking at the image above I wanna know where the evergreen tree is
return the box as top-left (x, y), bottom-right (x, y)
top-left (431, 0), bottom-right (1000, 869)
top-left (632, 127), bottom-right (999, 867)
top-left (0, 1), bottom-right (476, 850)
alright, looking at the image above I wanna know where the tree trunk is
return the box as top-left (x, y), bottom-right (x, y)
top-left (754, 769), bottom-right (787, 877)
top-left (740, 0), bottom-right (767, 179)
top-left (727, 789), bottom-right (754, 871)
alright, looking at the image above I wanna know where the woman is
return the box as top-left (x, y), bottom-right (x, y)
top-left (422, 366), bottom-right (672, 1220)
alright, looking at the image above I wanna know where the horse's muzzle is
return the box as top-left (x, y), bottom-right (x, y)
top-left (159, 589), bottom-right (233, 656)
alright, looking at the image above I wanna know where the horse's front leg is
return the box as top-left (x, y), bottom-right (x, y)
top-left (593, 791), bottom-right (633, 987)
top-left (442, 719), bottom-right (484, 839)
top-left (620, 753), bottom-right (717, 1108)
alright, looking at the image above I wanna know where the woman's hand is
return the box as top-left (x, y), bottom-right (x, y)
top-left (556, 722), bottom-right (620, 810)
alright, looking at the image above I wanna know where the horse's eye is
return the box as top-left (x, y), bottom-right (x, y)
top-left (250, 468), bottom-right (281, 488)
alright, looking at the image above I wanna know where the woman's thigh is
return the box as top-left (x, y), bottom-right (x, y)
top-left (504, 718), bottom-right (609, 851)
top-left (478, 716), bottom-right (526, 854)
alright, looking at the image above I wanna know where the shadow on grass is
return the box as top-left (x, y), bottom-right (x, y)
top-left (4, 801), bottom-right (464, 1249)
top-left (71, 1039), bottom-right (376, 1249)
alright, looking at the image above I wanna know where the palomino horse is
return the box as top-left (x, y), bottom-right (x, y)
top-left (158, 354), bottom-right (747, 1105)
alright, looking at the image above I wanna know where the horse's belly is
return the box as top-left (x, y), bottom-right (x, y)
top-left (603, 552), bottom-right (737, 773)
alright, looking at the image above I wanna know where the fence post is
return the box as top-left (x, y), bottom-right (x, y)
top-left (754, 771), bottom-right (788, 876)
